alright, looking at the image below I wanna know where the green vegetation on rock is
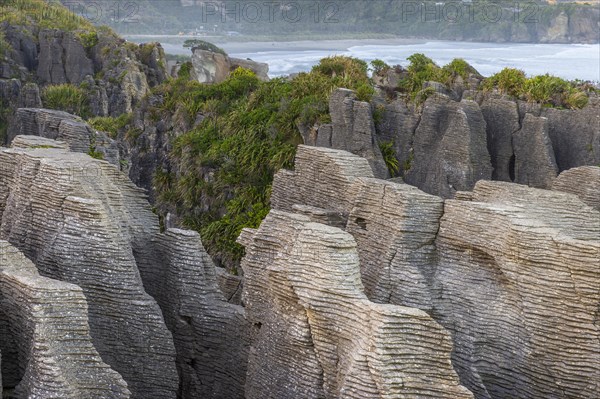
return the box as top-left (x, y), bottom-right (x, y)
top-left (484, 68), bottom-right (589, 109)
top-left (1, 0), bottom-right (96, 32)
top-left (482, 68), bottom-right (527, 97)
top-left (78, 31), bottom-right (99, 50)
top-left (88, 113), bottom-right (132, 138)
top-left (398, 54), bottom-right (478, 100)
top-left (379, 141), bottom-right (400, 177)
top-left (183, 39), bottom-right (227, 55)
top-left (152, 56), bottom-right (372, 268)
top-left (41, 83), bottom-right (90, 118)
top-left (370, 59), bottom-right (390, 75)
top-left (0, 31), bottom-right (10, 59)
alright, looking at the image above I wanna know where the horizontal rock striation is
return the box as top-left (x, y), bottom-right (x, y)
top-left (552, 166), bottom-right (600, 210)
top-left (434, 181), bottom-right (600, 399)
top-left (0, 144), bottom-right (179, 398)
top-left (345, 178), bottom-right (444, 309)
top-left (270, 145), bottom-right (600, 399)
top-left (309, 89), bottom-right (389, 179)
top-left (271, 145), bottom-right (374, 217)
top-left (8, 108), bottom-right (120, 165)
top-left (239, 210), bottom-right (473, 399)
top-left (152, 228), bottom-right (249, 399)
top-left (404, 94), bottom-right (492, 198)
top-left (0, 240), bottom-right (130, 398)
top-left (0, 138), bottom-right (249, 399)
top-left (10, 134), bottom-right (69, 150)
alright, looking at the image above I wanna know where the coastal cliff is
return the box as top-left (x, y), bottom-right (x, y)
top-left (1, 2), bottom-right (599, 398)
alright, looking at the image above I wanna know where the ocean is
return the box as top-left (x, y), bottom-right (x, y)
top-left (150, 38), bottom-right (600, 81)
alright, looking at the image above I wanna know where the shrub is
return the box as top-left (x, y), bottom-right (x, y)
top-left (523, 74), bottom-right (570, 104)
top-left (78, 31), bottom-right (99, 50)
top-left (443, 58), bottom-right (476, 81)
top-left (312, 56), bottom-right (371, 88)
top-left (41, 84), bottom-right (90, 118)
top-left (177, 61), bottom-right (193, 80)
top-left (564, 89), bottom-right (589, 109)
top-left (379, 141), bottom-right (399, 176)
top-left (154, 55), bottom-right (375, 269)
top-left (398, 53), bottom-right (443, 99)
top-left (0, 0), bottom-right (97, 32)
top-left (355, 83), bottom-right (375, 102)
top-left (88, 113), bottom-right (132, 138)
top-left (482, 68), bottom-right (527, 97)
top-left (370, 59), bottom-right (390, 75)
top-left (183, 39), bottom-right (227, 55)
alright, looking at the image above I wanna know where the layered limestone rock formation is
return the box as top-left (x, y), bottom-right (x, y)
top-left (0, 135), bottom-right (248, 398)
top-left (191, 48), bottom-right (269, 84)
top-left (552, 166), bottom-right (600, 211)
top-left (544, 96), bottom-right (600, 171)
top-left (512, 114), bottom-right (558, 188)
top-left (360, 86), bottom-right (599, 198)
top-left (0, 141), bottom-right (179, 398)
top-left (1, 25), bottom-right (168, 116)
top-left (307, 88), bottom-right (389, 179)
top-left (480, 94), bottom-right (519, 181)
top-left (152, 228), bottom-right (249, 399)
top-left (433, 181), bottom-right (600, 399)
top-left (271, 145), bottom-right (600, 399)
top-left (403, 94), bottom-right (492, 198)
top-left (0, 240), bottom-right (130, 398)
top-left (239, 210), bottom-right (473, 399)
top-left (36, 29), bottom-right (93, 84)
top-left (7, 108), bottom-right (120, 164)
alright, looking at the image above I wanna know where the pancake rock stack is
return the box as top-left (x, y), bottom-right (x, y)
top-left (7, 108), bottom-right (120, 165)
top-left (552, 166), bottom-right (600, 211)
top-left (270, 145), bottom-right (600, 399)
top-left (238, 210), bottom-right (473, 399)
top-left (0, 135), bottom-right (247, 399)
top-left (0, 240), bottom-right (130, 398)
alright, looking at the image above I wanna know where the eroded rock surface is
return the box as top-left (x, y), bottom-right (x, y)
top-left (152, 228), bottom-right (249, 399)
top-left (0, 143), bottom-right (178, 398)
top-left (480, 94), bottom-right (520, 181)
top-left (434, 181), bottom-right (600, 399)
top-left (513, 114), bottom-right (558, 188)
top-left (0, 240), bottom-right (130, 398)
top-left (191, 48), bottom-right (269, 84)
top-left (404, 95), bottom-right (492, 198)
top-left (544, 96), bottom-right (600, 171)
top-left (312, 89), bottom-right (390, 179)
top-left (552, 166), bottom-right (600, 210)
top-left (270, 144), bottom-right (600, 399)
top-left (37, 29), bottom-right (93, 84)
top-left (7, 108), bottom-right (120, 165)
top-left (0, 137), bottom-right (249, 399)
top-left (239, 210), bottom-right (473, 399)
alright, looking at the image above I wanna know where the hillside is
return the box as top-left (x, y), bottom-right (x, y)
top-left (0, 2), bottom-right (599, 399)
top-left (60, 0), bottom-right (600, 43)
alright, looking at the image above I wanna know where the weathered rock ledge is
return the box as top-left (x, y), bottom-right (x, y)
top-left (0, 240), bottom-right (130, 398)
top-left (0, 136), bottom-right (247, 399)
top-left (270, 145), bottom-right (600, 399)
